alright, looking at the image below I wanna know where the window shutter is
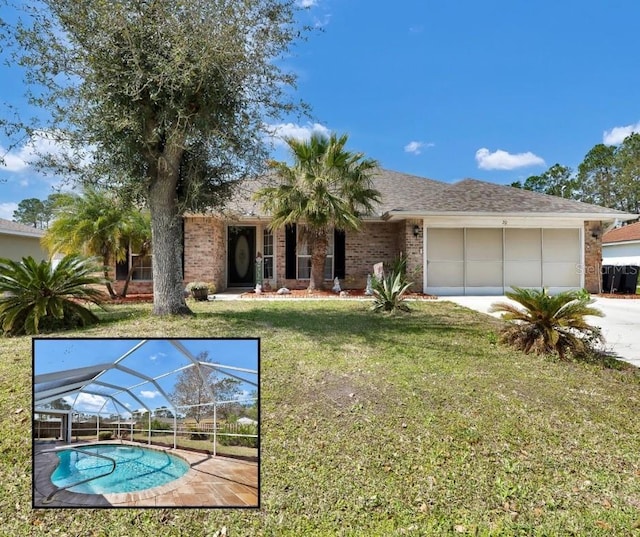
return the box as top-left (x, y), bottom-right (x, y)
top-left (334, 229), bottom-right (346, 279)
top-left (285, 224), bottom-right (297, 279)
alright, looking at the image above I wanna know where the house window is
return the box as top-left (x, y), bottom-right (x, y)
top-left (131, 253), bottom-right (153, 281)
top-left (263, 229), bottom-right (274, 280)
top-left (115, 248), bottom-right (153, 281)
top-left (297, 227), bottom-right (333, 280)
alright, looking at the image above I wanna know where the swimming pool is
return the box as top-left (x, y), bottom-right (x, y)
top-left (51, 444), bottom-right (190, 495)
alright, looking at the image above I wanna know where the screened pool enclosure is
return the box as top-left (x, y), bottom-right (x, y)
top-left (33, 338), bottom-right (259, 457)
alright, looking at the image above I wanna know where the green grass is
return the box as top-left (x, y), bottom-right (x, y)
top-left (3, 300), bottom-right (640, 536)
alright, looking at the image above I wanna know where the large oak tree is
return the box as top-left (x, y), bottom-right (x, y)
top-left (3, 0), bottom-right (305, 314)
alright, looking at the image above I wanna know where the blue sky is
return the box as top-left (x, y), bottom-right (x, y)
top-left (33, 338), bottom-right (259, 416)
top-left (2, 1), bottom-right (640, 219)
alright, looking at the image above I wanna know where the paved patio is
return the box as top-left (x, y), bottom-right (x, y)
top-left (33, 441), bottom-right (258, 508)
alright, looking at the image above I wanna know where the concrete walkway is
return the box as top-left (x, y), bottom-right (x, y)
top-left (441, 296), bottom-right (640, 368)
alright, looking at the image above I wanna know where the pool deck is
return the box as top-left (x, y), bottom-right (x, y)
top-left (33, 441), bottom-right (258, 508)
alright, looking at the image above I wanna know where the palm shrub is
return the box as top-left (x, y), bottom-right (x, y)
top-left (489, 287), bottom-right (604, 360)
top-left (371, 270), bottom-right (413, 313)
top-left (0, 254), bottom-right (106, 336)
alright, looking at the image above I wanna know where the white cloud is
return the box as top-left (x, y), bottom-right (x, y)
top-left (298, 0), bottom-right (318, 7)
top-left (140, 390), bottom-right (161, 399)
top-left (475, 147), bottom-right (545, 170)
top-left (148, 352), bottom-right (166, 361)
top-left (603, 122), bottom-right (640, 145)
top-left (404, 141), bottom-right (434, 155)
top-left (0, 202), bottom-right (18, 220)
top-left (65, 393), bottom-right (108, 413)
top-left (0, 130), bottom-right (75, 172)
top-left (265, 122), bottom-right (330, 147)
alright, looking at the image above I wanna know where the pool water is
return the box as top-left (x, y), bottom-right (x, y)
top-left (51, 444), bottom-right (190, 495)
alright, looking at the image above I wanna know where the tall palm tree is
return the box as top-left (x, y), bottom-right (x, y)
top-left (489, 287), bottom-right (604, 360)
top-left (42, 188), bottom-right (151, 298)
top-left (255, 133), bottom-right (381, 290)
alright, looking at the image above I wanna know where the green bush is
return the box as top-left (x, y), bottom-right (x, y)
top-left (489, 287), bottom-right (604, 360)
top-left (371, 270), bottom-right (413, 313)
top-left (148, 419), bottom-right (172, 436)
top-left (0, 254), bottom-right (106, 336)
top-left (216, 424), bottom-right (258, 448)
top-left (98, 431), bottom-right (113, 440)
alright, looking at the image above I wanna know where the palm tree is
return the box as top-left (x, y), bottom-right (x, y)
top-left (42, 188), bottom-right (151, 298)
top-left (255, 133), bottom-right (381, 290)
top-left (0, 254), bottom-right (106, 335)
top-left (489, 287), bottom-right (604, 360)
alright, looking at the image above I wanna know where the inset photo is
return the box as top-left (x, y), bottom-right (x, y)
top-left (33, 338), bottom-right (259, 508)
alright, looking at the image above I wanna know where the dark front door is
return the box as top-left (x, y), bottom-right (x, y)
top-left (228, 226), bottom-right (256, 287)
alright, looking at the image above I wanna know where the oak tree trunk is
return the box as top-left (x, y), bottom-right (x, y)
top-left (148, 147), bottom-right (193, 316)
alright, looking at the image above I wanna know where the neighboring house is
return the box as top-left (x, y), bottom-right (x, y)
top-left (602, 221), bottom-right (640, 293)
top-left (602, 221), bottom-right (640, 266)
top-left (237, 417), bottom-right (258, 426)
top-left (117, 170), bottom-right (637, 296)
top-left (0, 218), bottom-right (48, 262)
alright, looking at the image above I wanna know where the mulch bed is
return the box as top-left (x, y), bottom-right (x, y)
top-left (240, 289), bottom-right (438, 300)
top-left (107, 294), bottom-right (155, 304)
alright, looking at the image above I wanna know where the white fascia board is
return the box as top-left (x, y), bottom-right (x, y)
top-left (603, 239), bottom-right (640, 247)
top-left (384, 211), bottom-right (637, 223)
top-left (420, 215), bottom-right (586, 228)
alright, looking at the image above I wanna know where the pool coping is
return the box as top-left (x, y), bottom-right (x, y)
top-left (33, 440), bottom-right (259, 508)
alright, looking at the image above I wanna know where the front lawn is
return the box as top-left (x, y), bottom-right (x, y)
top-left (3, 300), bottom-right (639, 536)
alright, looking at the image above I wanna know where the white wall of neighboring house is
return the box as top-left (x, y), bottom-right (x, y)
top-left (602, 241), bottom-right (640, 265)
top-left (0, 232), bottom-right (48, 262)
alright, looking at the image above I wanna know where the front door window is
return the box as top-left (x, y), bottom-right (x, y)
top-left (228, 227), bottom-right (256, 287)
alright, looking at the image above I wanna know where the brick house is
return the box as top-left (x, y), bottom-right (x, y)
top-left (116, 169), bottom-right (636, 296)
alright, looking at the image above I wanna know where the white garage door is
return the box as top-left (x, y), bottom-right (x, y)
top-left (426, 228), bottom-right (581, 295)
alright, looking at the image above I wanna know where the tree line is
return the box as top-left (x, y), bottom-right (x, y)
top-left (511, 133), bottom-right (640, 214)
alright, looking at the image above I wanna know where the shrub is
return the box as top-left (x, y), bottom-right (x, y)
top-left (489, 287), bottom-right (604, 360)
top-left (98, 431), bottom-right (113, 440)
top-left (148, 419), bottom-right (172, 436)
top-left (0, 254), bottom-right (106, 336)
top-left (216, 424), bottom-right (258, 448)
top-left (371, 270), bottom-right (413, 313)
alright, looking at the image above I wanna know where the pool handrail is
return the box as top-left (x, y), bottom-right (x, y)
top-left (42, 447), bottom-right (117, 503)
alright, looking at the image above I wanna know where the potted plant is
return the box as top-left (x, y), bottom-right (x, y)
top-left (186, 282), bottom-right (210, 301)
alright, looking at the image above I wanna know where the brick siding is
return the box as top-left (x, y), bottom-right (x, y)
top-left (584, 220), bottom-right (603, 293)
top-left (183, 216), bottom-right (226, 293)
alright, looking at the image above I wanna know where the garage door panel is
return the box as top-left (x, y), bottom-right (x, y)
top-left (426, 226), bottom-right (581, 294)
top-left (543, 229), bottom-right (580, 262)
top-left (542, 262), bottom-right (580, 287)
top-left (427, 229), bottom-right (463, 261)
top-left (505, 229), bottom-right (541, 261)
top-left (467, 261), bottom-right (503, 286)
top-left (505, 261), bottom-right (541, 288)
top-left (427, 261), bottom-right (464, 286)
top-left (466, 229), bottom-right (502, 260)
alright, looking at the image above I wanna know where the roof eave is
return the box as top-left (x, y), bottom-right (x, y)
top-left (383, 210), bottom-right (638, 221)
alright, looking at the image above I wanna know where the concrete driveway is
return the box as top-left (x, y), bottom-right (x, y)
top-left (441, 296), bottom-right (640, 368)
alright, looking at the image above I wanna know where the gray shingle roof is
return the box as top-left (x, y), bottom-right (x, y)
top-left (0, 218), bottom-right (45, 237)
top-left (212, 169), bottom-right (635, 220)
top-left (394, 178), bottom-right (632, 216)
